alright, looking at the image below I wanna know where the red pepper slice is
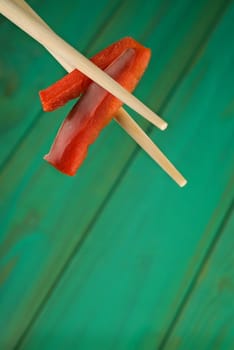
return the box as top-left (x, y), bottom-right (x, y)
top-left (39, 37), bottom-right (150, 111)
top-left (44, 45), bottom-right (150, 175)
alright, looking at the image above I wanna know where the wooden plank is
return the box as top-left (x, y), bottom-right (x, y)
top-left (0, 0), bottom-right (122, 167)
top-left (163, 204), bottom-right (234, 350)
top-left (14, 1), bottom-right (234, 350)
top-left (0, 0), bottom-right (231, 348)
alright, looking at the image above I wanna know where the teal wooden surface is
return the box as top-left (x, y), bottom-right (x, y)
top-left (0, 0), bottom-right (234, 349)
top-left (164, 204), bottom-right (234, 349)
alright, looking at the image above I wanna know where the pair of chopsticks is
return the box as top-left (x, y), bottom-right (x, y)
top-left (0, 0), bottom-right (187, 187)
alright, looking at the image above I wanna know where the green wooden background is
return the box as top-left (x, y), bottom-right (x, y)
top-left (0, 0), bottom-right (234, 349)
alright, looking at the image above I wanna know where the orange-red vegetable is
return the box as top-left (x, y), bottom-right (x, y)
top-left (44, 40), bottom-right (151, 175)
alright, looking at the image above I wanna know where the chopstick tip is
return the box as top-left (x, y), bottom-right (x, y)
top-left (161, 121), bottom-right (168, 131)
top-left (179, 178), bottom-right (187, 187)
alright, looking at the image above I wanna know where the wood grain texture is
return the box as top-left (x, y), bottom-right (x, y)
top-left (0, 0), bottom-right (233, 349)
top-left (11, 1), bottom-right (234, 349)
top-left (163, 204), bottom-right (234, 350)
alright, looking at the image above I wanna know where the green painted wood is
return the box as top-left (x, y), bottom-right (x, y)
top-left (163, 204), bottom-right (234, 350)
top-left (12, 1), bottom-right (234, 350)
top-left (1, 1), bottom-right (227, 348)
top-left (0, 0), bottom-right (233, 349)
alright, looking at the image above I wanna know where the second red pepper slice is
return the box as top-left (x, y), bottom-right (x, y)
top-left (39, 37), bottom-right (150, 111)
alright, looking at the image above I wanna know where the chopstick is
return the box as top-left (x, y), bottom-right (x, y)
top-left (115, 109), bottom-right (187, 187)
top-left (1, 0), bottom-right (187, 187)
top-left (0, 0), bottom-right (167, 131)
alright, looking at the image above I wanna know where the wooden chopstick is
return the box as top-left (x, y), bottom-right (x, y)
top-left (2, 0), bottom-right (187, 187)
top-left (0, 0), bottom-right (167, 130)
top-left (13, 0), bottom-right (72, 71)
top-left (115, 109), bottom-right (187, 187)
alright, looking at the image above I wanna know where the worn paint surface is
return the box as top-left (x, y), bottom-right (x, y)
top-left (0, 0), bottom-right (234, 349)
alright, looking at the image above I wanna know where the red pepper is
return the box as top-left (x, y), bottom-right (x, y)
top-left (39, 37), bottom-right (150, 111)
top-left (44, 43), bottom-right (151, 175)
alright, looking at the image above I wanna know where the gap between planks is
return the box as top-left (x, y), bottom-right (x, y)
top-left (158, 195), bottom-right (234, 350)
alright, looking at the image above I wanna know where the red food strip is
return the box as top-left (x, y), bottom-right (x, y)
top-left (39, 37), bottom-right (149, 111)
top-left (44, 46), bottom-right (151, 175)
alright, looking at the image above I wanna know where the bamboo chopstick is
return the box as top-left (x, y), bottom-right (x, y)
top-left (1, 0), bottom-right (187, 187)
top-left (0, 0), bottom-right (167, 130)
top-left (115, 109), bottom-right (187, 187)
